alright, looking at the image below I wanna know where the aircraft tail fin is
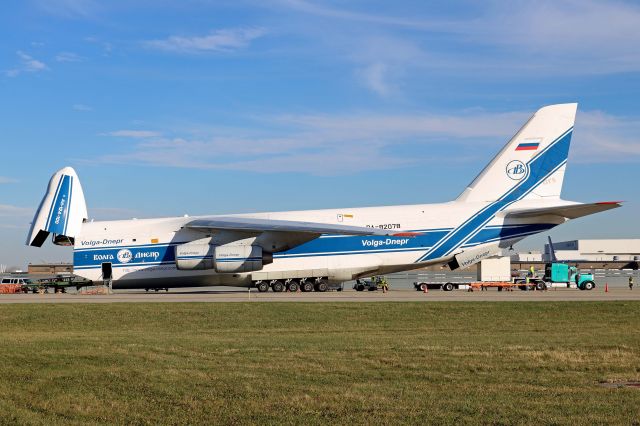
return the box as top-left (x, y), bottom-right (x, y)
top-left (547, 236), bottom-right (558, 263)
top-left (457, 103), bottom-right (577, 203)
top-left (26, 167), bottom-right (88, 247)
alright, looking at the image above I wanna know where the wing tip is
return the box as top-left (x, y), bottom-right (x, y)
top-left (596, 201), bottom-right (623, 205)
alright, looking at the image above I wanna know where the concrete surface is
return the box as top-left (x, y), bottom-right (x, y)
top-left (1, 287), bottom-right (639, 303)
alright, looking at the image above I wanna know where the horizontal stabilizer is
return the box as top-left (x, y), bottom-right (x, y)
top-left (503, 201), bottom-right (622, 220)
top-left (187, 217), bottom-right (393, 236)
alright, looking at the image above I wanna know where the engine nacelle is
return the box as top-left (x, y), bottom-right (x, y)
top-left (175, 243), bottom-right (270, 273)
top-left (214, 244), bottom-right (265, 273)
top-left (175, 243), bottom-right (214, 270)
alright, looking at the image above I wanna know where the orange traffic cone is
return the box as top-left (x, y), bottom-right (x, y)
top-left (423, 284), bottom-right (428, 294)
top-left (605, 282), bottom-right (609, 293)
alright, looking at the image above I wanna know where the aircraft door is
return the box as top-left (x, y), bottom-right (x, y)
top-left (101, 262), bottom-right (113, 282)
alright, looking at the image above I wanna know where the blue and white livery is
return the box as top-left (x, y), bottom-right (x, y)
top-left (26, 104), bottom-right (621, 290)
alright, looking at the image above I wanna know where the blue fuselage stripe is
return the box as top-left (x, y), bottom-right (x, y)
top-left (46, 175), bottom-right (72, 236)
top-left (45, 177), bottom-right (64, 230)
top-left (73, 223), bottom-right (556, 269)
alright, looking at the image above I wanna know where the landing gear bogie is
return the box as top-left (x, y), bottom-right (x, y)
top-left (300, 280), bottom-right (315, 292)
top-left (255, 281), bottom-right (270, 293)
top-left (315, 278), bottom-right (329, 292)
top-left (252, 277), bottom-right (332, 292)
top-left (271, 280), bottom-right (285, 292)
top-left (286, 280), bottom-right (300, 292)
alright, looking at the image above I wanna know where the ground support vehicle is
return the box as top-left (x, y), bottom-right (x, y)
top-left (512, 277), bottom-right (548, 291)
top-left (545, 262), bottom-right (595, 290)
top-left (468, 281), bottom-right (522, 291)
top-left (354, 279), bottom-right (379, 291)
top-left (413, 281), bottom-right (464, 292)
top-left (354, 277), bottom-right (387, 292)
top-left (413, 280), bottom-right (527, 292)
top-left (513, 263), bottom-right (595, 290)
top-left (1, 277), bottom-right (33, 293)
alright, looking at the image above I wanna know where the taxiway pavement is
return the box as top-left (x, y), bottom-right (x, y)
top-left (1, 287), bottom-right (639, 303)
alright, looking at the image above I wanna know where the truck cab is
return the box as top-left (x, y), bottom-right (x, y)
top-left (544, 263), bottom-right (595, 290)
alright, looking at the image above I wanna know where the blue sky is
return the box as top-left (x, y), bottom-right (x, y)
top-left (1, 0), bottom-right (639, 268)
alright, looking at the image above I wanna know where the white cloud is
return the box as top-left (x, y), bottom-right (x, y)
top-left (106, 130), bottom-right (160, 138)
top-left (19, 51), bottom-right (47, 71)
top-left (571, 110), bottom-right (640, 163)
top-left (348, 35), bottom-right (427, 96)
top-left (275, 110), bottom-right (527, 140)
top-left (56, 52), bottom-right (83, 62)
top-left (73, 104), bottom-right (93, 112)
top-left (144, 28), bottom-right (267, 54)
top-left (0, 177), bottom-right (18, 184)
top-left (278, 0), bottom-right (450, 31)
top-left (358, 63), bottom-right (391, 96)
top-left (89, 107), bottom-right (640, 175)
top-left (90, 109), bottom-right (525, 174)
top-left (461, 0), bottom-right (640, 74)
top-left (0, 205), bottom-right (31, 217)
top-left (0, 204), bottom-right (32, 233)
top-left (275, 0), bottom-right (640, 96)
top-left (5, 51), bottom-right (48, 77)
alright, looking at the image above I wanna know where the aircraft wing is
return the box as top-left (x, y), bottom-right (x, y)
top-left (186, 217), bottom-right (391, 236)
top-left (503, 201), bottom-right (622, 220)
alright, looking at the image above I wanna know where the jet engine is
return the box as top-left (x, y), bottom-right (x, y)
top-left (175, 243), bottom-right (272, 273)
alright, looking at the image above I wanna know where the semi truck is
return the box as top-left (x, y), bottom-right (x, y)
top-left (413, 255), bottom-right (597, 291)
top-left (515, 263), bottom-right (596, 291)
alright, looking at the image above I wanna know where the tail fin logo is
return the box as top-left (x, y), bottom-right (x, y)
top-left (506, 160), bottom-right (528, 180)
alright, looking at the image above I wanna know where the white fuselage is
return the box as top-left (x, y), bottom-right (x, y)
top-left (72, 199), bottom-right (565, 289)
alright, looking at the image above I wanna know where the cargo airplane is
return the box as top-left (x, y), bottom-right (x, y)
top-left (27, 103), bottom-right (620, 292)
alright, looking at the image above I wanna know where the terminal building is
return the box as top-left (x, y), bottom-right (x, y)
top-left (543, 239), bottom-right (640, 263)
top-left (510, 251), bottom-right (543, 262)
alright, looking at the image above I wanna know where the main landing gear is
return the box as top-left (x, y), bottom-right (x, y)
top-left (253, 277), bottom-right (330, 292)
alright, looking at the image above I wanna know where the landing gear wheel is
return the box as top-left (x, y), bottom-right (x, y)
top-left (315, 280), bottom-right (329, 292)
top-left (287, 281), bottom-right (300, 292)
top-left (256, 281), bottom-right (269, 293)
top-left (443, 282), bottom-right (454, 292)
top-left (301, 281), bottom-right (314, 292)
top-left (272, 281), bottom-right (285, 292)
top-left (583, 281), bottom-right (595, 291)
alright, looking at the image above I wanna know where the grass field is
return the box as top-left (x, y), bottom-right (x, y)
top-left (1, 302), bottom-right (639, 425)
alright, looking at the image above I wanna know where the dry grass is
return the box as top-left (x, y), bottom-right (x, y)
top-left (0, 302), bottom-right (639, 425)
